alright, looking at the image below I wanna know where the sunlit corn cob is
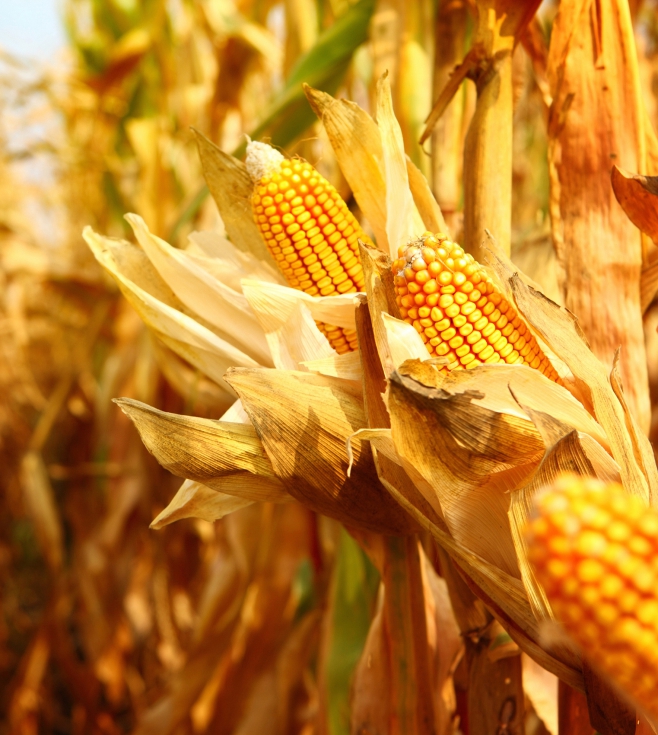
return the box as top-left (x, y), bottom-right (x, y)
top-left (392, 232), bottom-right (558, 380)
top-left (246, 141), bottom-right (371, 354)
top-left (526, 474), bottom-right (658, 717)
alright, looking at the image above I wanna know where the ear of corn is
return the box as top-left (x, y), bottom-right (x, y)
top-left (526, 474), bottom-right (658, 717)
top-left (247, 141), bottom-right (370, 354)
top-left (392, 232), bottom-right (559, 381)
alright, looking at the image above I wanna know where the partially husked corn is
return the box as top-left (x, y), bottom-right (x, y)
top-left (247, 141), bottom-right (370, 354)
top-left (526, 474), bottom-right (658, 717)
top-left (392, 232), bottom-right (558, 380)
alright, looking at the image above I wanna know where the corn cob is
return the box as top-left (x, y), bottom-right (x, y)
top-left (246, 141), bottom-right (370, 355)
top-left (526, 474), bottom-right (658, 717)
top-left (392, 232), bottom-right (559, 380)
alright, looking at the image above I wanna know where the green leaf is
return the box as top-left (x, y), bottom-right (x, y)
top-left (324, 528), bottom-right (379, 735)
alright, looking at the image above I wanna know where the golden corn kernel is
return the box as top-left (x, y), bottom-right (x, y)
top-left (247, 141), bottom-right (371, 354)
top-left (526, 474), bottom-right (658, 718)
top-left (392, 233), bottom-right (559, 380)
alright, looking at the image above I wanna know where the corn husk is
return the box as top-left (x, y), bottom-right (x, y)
top-left (115, 397), bottom-right (288, 503)
top-left (224, 367), bottom-right (417, 535)
top-left (150, 480), bottom-right (257, 529)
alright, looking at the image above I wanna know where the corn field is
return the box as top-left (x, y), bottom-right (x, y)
top-left (4, 0), bottom-right (658, 733)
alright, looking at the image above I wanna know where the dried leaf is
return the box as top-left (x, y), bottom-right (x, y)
top-left (115, 397), bottom-right (288, 502)
top-left (376, 73), bottom-right (425, 257)
top-left (126, 214), bottom-right (272, 366)
top-left (388, 365), bottom-right (544, 577)
top-left (300, 350), bottom-right (362, 381)
top-left (84, 227), bottom-right (259, 387)
top-left (193, 129), bottom-right (274, 263)
top-left (150, 480), bottom-right (256, 529)
top-left (225, 367), bottom-right (417, 535)
top-left (304, 85), bottom-right (389, 249)
top-left (507, 274), bottom-right (652, 504)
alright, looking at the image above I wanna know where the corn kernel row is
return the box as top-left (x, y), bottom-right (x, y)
top-left (526, 474), bottom-right (658, 717)
top-left (249, 144), bottom-right (371, 354)
top-left (392, 232), bottom-right (558, 380)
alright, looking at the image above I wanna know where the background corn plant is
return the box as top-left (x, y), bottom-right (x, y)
top-left (3, 0), bottom-right (658, 733)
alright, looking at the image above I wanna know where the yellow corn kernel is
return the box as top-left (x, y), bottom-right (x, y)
top-left (525, 474), bottom-right (658, 718)
top-left (246, 141), bottom-right (371, 354)
top-left (392, 232), bottom-right (559, 381)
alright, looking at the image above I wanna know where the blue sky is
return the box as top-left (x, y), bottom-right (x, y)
top-left (0, 1), bottom-right (66, 60)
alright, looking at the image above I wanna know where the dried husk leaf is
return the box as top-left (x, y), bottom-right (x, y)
top-left (388, 365), bottom-right (544, 577)
top-left (84, 228), bottom-right (259, 388)
top-left (114, 397), bottom-right (288, 502)
top-left (376, 73), bottom-right (425, 257)
top-left (193, 129), bottom-right (274, 263)
top-left (303, 85), bottom-right (389, 249)
top-left (125, 214), bottom-right (272, 366)
top-left (300, 350), bottom-right (362, 381)
top-left (150, 480), bottom-right (256, 529)
top-left (304, 86), bottom-right (447, 250)
top-left (378, 473), bottom-right (584, 691)
top-left (547, 0), bottom-right (650, 432)
top-left (241, 279), bottom-right (359, 370)
top-left (186, 230), bottom-right (285, 290)
top-left (381, 312), bottom-right (430, 369)
top-left (506, 272), bottom-right (652, 504)
top-left (224, 367), bottom-right (417, 535)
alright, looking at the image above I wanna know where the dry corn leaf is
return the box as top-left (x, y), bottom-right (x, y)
top-left (150, 480), bottom-right (256, 529)
top-left (388, 364), bottom-right (544, 577)
top-left (241, 283), bottom-right (334, 370)
top-left (224, 367), bottom-right (417, 535)
top-left (380, 312), bottom-right (431, 369)
top-left (193, 129), bottom-right (274, 263)
top-left (546, 0), bottom-right (650, 432)
top-left (84, 228), bottom-right (259, 388)
top-left (186, 230), bottom-right (285, 290)
top-left (114, 397), bottom-right (288, 502)
top-left (377, 73), bottom-right (425, 257)
top-left (126, 214), bottom-right (272, 366)
top-left (300, 350), bottom-right (362, 381)
top-left (303, 85), bottom-right (389, 249)
top-left (506, 272), bottom-right (652, 504)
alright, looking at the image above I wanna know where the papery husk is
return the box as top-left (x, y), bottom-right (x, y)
top-left (150, 480), bottom-right (256, 529)
top-left (114, 397), bottom-right (288, 503)
top-left (502, 269), bottom-right (655, 505)
top-left (303, 85), bottom-right (446, 252)
top-left (546, 0), bottom-right (650, 432)
top-left (241, 278), bottom-right (359, 371)
top-left (388, 363), bottom-right (545, 577)
top-left (224, 367), bottom-right (418, 535)
top-left (193, 129), bottom-right (275, 264)
top-left (125, 214), bottom-right (272, 366)
top-left (300, 351), bottom-right (362, 381)
top-left (84, 227), bottom-right (257, 391)
top-left (377, 73), bottom-right (425, 257)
